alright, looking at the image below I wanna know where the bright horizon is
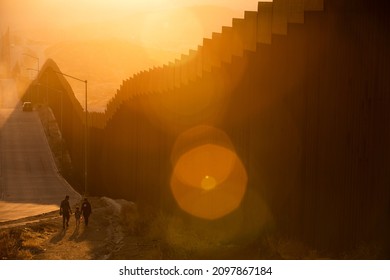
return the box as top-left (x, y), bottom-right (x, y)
top-left (1, 0), bottom-right (272, 111)
top-left (1, 1), bottom-right (272, 41)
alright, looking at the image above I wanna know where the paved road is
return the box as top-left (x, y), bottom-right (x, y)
top-left (0, 79), bottom-right (80, 222)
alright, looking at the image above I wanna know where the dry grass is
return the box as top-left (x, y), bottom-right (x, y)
top-left (118, 200), bottom-right (140, 235)
top-left (2, 205), bottom-right (387, 260)
top-left (127, 210), bottom-right (387, 260)
top-left (143, 211), bottom-right (275, 259)
top-left (0, 221), bottom-right (58, 260)
top-left (258, 235), bottom-right (326, 260)
top-left (341, 243), bottom-right (385, 260)
top-left (0, 228), bottom-right (42, 259)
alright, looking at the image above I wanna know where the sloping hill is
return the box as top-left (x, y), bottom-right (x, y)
top-left (45, 39), bottom-right (178, 111)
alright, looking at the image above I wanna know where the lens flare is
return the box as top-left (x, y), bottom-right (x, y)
top-left (170, 126), bottom-right (248, 220)
top-left (201, 175), bottom-right (217, 190)
top-left (173, 144), bottom-right (236, 189)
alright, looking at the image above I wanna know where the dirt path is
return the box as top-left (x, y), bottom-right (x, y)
top-left (33, 197), bottom-right (115, 260)
top-left (0, 197), bottom-right (162, 260)
top-left (1, 196), bottom-right (342, 260)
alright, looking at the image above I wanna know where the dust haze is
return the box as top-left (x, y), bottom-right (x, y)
top-left (1, 0), bottom-right (270, 111)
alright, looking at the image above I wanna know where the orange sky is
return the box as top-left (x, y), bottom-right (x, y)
top-left (1, 1), bottom-right (267, 23)
top-left (1, 0), bottom-right (272, 111)
top-left (1, 1), bottom-right (271, 37)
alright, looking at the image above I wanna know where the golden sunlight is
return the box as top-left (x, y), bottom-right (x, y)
top-left (1, 0), bottom-right (270, 111)
top-left (140, 8), bottom-right (204, 54)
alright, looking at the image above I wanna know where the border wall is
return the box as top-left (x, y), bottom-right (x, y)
top-left (25, 0), bottom-right (390, 254)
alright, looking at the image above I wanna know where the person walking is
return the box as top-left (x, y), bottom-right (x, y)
top-left (74, 206), bottom-right (82, 228)
top-left (81, 198), bottom-right (92, 226)
top-left (60, 195), bottom-right (72, 229)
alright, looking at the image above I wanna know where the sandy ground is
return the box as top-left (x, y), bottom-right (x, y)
top-left (0, 195), bottom-right (264, 260)
top-left (0, 196), bottom-right (161, 260)
top-left (33, 197), bottom-right (120, 260)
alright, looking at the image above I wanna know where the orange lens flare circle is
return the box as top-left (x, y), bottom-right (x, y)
top-left (173, 144), bottom-right (236, 189)
top-left (170, 128), bottom-right (247, 220)
top-left (201, 175), bottom-right (217, 190)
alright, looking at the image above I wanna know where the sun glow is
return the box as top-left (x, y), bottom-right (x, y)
top-left (140, 8), bottom-right (204, 54)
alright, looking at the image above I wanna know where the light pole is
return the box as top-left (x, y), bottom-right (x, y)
top-left (52, 70), bottom-right (88, 197)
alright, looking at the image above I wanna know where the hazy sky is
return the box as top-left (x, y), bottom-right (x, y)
top-left (1, 0), bottom-right (272, 53)
top-left (1, 0), bottom-right (270, 31)
top-left (1, 0), bottom-right (271, 111)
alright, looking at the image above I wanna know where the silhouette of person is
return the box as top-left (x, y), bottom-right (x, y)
top-left (74, 206), bottom-right (82, 228)
top-left (81, 198), bottom-right (92, 226)
top-left (60, 195), bottom-right (72, 229)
